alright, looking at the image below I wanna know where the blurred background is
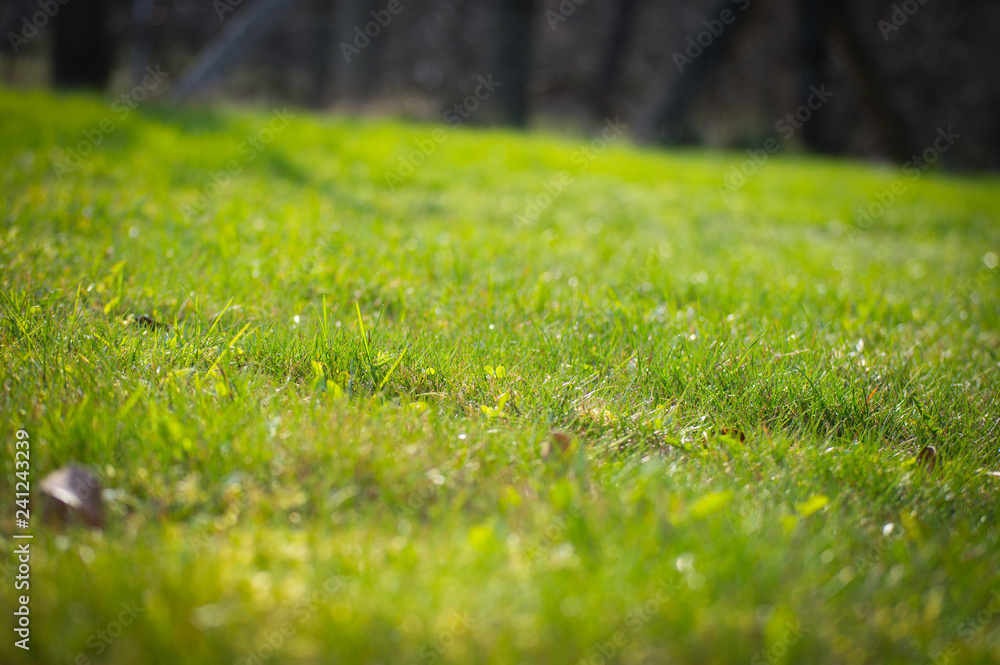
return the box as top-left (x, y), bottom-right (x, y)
top-left (2, 0), bottom-right (998, 169)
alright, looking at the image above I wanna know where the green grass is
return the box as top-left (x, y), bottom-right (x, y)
top-left (1, 87), bottom-right (999, 665)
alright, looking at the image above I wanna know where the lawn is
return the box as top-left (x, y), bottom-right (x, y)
top-left (1, 87), bottom-right (999, 665)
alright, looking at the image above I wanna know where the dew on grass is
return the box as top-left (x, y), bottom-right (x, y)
top-left (675, 552), bottom-right (695, 573)
top-left (191, 603), bottom-right (230, 631)
top-left (78, 545), bottom-right (96, 566)
top-left (552, 543), bottom-right (574, 562)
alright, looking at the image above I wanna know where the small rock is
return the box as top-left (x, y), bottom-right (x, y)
top-left (40, 466), bottom-right (104, 528)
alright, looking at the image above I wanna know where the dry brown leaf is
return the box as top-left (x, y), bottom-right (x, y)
top-left (716, 428), bottom-right (746, 442)
top-left (136, 314), bottom-right (171, 331)
top-left (542, 431), bottom-right (573, 460)
top-left (916, 445), bottom-right (938, 472)
top-left (40, 466), bottom-right (104, 528)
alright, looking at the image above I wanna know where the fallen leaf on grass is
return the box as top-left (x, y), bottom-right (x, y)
top-left (714, 427), bottom-right (746, 442)
top-left (40, 466), bottom-right (104, 528)
top-left (542, 431), bottom-right (573, 460)
top-left (131, 314), bottom-right (171, 331)
top-left (916, 445), bottom-right (938, 472)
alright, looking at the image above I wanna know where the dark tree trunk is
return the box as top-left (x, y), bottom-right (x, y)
top-left (828, 3), bottom-right (912, 161)
top-left (648, 0), bottom-right (759, 144)
top-left (310, 0), bottom-right (337, 107)
top-left (172, 0), bottom-right (296, 101)
top-left (494, 0), bottom-right (535, 127)
top-left (591, 0), bottom-right (640, 119)
top-left (331, 0), bottom-right (386, 101)
top-left (797, 0), bottom-right (834, 153)
top-left (52, 0), bottom-right (113, 90)
top-left (798, 0), bottom-right (911, 160)
top-left (130, 0), bottom-right (155, 86)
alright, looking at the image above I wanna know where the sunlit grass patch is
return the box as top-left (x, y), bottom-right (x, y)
top-left (1, 88), bottom-right (999, 665)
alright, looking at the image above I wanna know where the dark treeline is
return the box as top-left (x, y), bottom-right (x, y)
top-left (2, 0), bottom-right (998, 168)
